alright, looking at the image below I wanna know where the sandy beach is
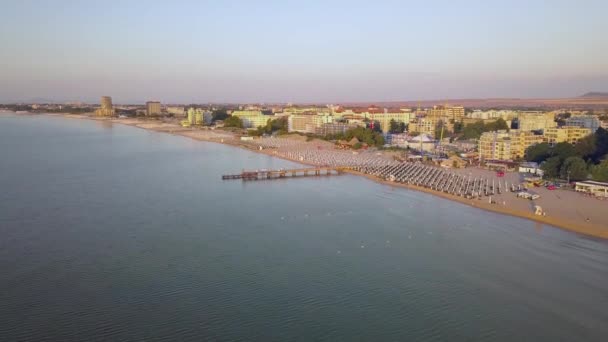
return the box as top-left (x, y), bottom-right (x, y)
top-left (5, 111), bottom-right (607, 239)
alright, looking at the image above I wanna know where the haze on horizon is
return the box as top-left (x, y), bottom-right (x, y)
top-left (1, 0), bottom-right (607, 104)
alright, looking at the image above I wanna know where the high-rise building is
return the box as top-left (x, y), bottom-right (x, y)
top-left (478, 130), bottom-right (544, 161)
top-left (408, 116), bottom-right (452, 136)
top-left (310, 122), bottom-right (356, 136)
top-left (231, 110), bottom-right (270, 128)
top-left (185, 108), bottom-right (212, 125)
top-left (517, 111), bottom-right (556, 131)
top-left (287, 113), bottom-right (334, 133)
top-left (95, 96), bottom-right (115, 116)
top-left (428, 105), bottom-right (465, 122)
top-left (544, 126), bottom-right (592, 145)
top-left (166, 106), bottom-right (185, 117)
top-left (565, 115), bottom-right (601, 133)
top-left (146, 101), bottom-right (162, 116)
top-left (101, 96), bottom-right (112, 109)
top-left (362, 111), bottom-right (414, 133)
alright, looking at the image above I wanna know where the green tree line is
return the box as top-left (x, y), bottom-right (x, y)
top-left (461, 118), bottom-right (510, 139)
top-left (328, 126), bottom-right (385, 148)
top-left (248, 117), bottom-right (288, 136)
top-left (525, 127), bottom-right (608, 181)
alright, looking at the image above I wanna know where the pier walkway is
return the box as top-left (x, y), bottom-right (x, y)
top-left (222, 167), bottom-right (348, 181)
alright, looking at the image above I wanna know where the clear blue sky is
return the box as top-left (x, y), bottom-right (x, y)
top-left (1, 0), bottom-right (607, 103)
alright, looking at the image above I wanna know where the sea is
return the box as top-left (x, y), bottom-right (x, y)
top-left (1, 112), bottom-right (607, 341)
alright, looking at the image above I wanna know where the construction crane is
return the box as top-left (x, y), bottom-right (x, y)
top-left (434, 123), bottom-right (445, 156)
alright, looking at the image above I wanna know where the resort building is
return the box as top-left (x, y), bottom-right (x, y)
top-left (478, 130), bottom-right (544, 161)
top-left (145, 101), bottom-right (161, 116)
top-left (231, 110), bottom-right (271, 128)
top-left (94, 96), bottom-right (115, 117)
top-left (462, 117), bottom-right (513, 128)
top-left (404, 134), bottom-right (437, 152)
top-left (184, 108), bottom-right (211, 126)
top-left (288, 113), bottom-right (334, 133)
top-left (282, 107), bottom-right (331, 115)
top-left (575, 181), bottom-right (608, 198)
top-left (467, 110), bottom-right (518, 121)
top-left (517, 111), bottom-right (556, 132)
top-left (408, 116), bottom-right (452, 136)
top-left (361, 111), bottom-right (415, 133)
top-left (166, 106), bottom-right (185, 117)
top-left (565, 115), bottom-right (601, 133)
top-left (543, 126), bottom-right (592, 145)
top-left (309, 122), bottom-right (357, 136)
top-left (428, 105), bottom-right (465, 122)
top-left (186, 108), bottom-right (202, 126)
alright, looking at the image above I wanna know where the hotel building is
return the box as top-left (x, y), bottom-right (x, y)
top-left (478, 130), bottom-right (544, 161)
top-left (565, 115), bottom-right (601, 133)
top-left (231, 110), bottom-right (271, 128)
top-left (145, 101), bottom-right (162, 116)
top-left (543, 126), bottom-right (592, 145)
top-left (94, 96), bottom-right (115, 117)
top-left (517, 111), bottom-right (556, 132)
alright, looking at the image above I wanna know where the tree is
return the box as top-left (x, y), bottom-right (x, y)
top-left (211, 109), bottom-right (229, 122)
top-left (590, 160), bottom-right (608, 182)
top-left (453, 121), bottom-right (464, 134)
top-left (248, 128), bottom-right (263, 136)
top-left (486, 118), bottom-right (509, 131)
top-left (261, 117), bottom-right (288, 135)
top-left (560, 156), bottom-right (588, 181)
top-left (370, 120), bottom-right (382, 133)
top-left (388, 120), bottom-right (406, 134)
top-left (526, 142), bottom-right (551, 163)
top-left (591, 127), bottom-right (608, 163)
top-left (374, 132), bottom-right (385, 147)
top-left (341, 126), bottom-right (384, 147)
top-left (398, 122), bottom-right (406, 133)
top-left (552, 142), bottom-right (577, 161)
top-left (389, 119), bottom-right (400, 134)
top-left (224, 115), bottom-right (243, 128)
top-left (575, 134), bottom-right (597, 159)
top-left (541, 156), bottom-right (562, 179)
top-left (462, 120), bottom-right (485, 139)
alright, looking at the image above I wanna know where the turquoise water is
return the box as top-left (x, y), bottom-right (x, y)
top-left (1, 113), bottom-right (607, 341)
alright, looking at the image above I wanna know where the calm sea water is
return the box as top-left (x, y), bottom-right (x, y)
top-left (1, 113), bottom-right (607, 341)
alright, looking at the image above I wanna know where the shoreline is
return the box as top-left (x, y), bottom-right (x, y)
top-left (349, 170), bottom-right (608, 239)
top-left (5, 111), bottom-right (607, 240)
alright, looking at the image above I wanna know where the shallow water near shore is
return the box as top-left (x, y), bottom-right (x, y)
top-left (1, 113), bottom-right (608, 341)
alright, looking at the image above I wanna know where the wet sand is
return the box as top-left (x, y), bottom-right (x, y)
top-left (8, 112), bottom-right (606, 239)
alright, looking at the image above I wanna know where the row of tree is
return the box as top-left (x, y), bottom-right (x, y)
top-left (388, 119), bottom-right (407, 134)
top-left (248, 117), bottom-right (288, 136)
top-left (459, 118), bottom-right (510, 139)
top-left (223, 115), bottom-right (244, 128)
top-left (525, 127), bottom-right (608, 181)
top-left (328, 126), bottom-right (385, 148)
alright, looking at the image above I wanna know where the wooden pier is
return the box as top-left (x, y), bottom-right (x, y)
top-left (222, 167), bottom-right (347, 181)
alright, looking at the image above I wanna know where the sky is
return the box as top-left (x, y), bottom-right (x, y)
top-left (1, 0), bottom-right (607, 104)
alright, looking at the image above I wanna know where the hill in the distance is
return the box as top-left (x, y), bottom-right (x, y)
top-left (580, 92), bottom-right (608, 98)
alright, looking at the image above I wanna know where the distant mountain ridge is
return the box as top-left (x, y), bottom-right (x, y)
top-left (580, 92), bottom-right (608, 98)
